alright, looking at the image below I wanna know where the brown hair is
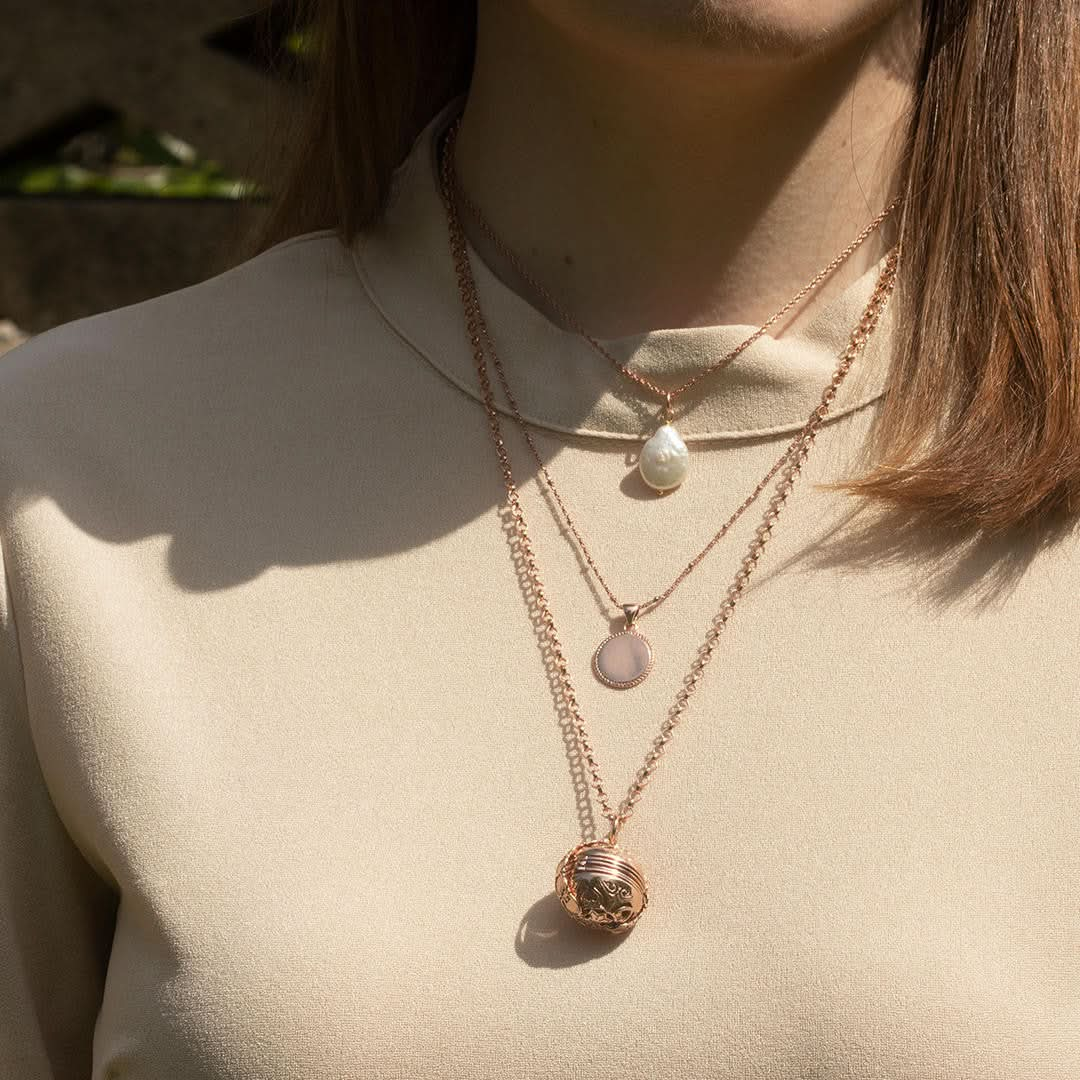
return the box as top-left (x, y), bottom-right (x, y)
top-left (263, 0), bottom-right (1079, 534)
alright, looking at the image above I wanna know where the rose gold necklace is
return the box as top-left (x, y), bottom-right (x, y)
top-left (439, 123), bottom-right (901, 933)
top-left (441, 120), bottom-right (898, 691)
top-left (443, 114), bottom-right (900, 493)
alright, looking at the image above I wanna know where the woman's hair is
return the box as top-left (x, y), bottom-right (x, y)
top-left (262, 1), bottom-right (1079, 535)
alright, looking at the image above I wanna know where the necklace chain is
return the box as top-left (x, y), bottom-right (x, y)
top-left (444, 113), bottom-right (900, 414)
top-left (439, 121), bottom-right (901, 845)
top-left (442, 120), bottom-right (893, 623)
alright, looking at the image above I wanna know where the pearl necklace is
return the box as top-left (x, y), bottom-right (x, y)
top-left (444, 114), bottom-right (900, 493)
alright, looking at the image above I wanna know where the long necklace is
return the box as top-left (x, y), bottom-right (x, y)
top-left (441, 135), bottom-right (901, 930)
top-left (443, 114), bottom-right (900, 494)
top-left (441, 123), bottom-right (898, 690)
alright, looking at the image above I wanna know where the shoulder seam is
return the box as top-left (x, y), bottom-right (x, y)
top-left (260, 228), bottom-right (342, 256)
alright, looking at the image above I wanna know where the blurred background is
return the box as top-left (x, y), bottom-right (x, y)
top-left (1, 1), bottom-right (306, 354)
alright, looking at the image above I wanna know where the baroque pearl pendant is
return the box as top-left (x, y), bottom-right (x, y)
top-left (555, 839), bottom-right (649, 933)
top-left (638, 423), bottom-right (689, 491)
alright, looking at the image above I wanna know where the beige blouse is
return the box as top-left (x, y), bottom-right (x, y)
top-left (1, 94), bottom-right (1077, 1080)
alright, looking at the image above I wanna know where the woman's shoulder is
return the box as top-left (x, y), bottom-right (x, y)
top-left (0, 228), bottom-right (405, 518)
top-left (0, 229), bottom-right (355, 395)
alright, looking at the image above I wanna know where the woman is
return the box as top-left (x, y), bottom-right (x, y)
top-left (2, 1), bottom-right (1077, 1076)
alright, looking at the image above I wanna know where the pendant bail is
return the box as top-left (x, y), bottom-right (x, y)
top-left (662, 392), bottom-right (675, 424)
top-left (621, 603), bottom-right (640, 629)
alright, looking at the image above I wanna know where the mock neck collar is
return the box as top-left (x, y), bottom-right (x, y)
top-left (351, 94), bottom-right (895, 443)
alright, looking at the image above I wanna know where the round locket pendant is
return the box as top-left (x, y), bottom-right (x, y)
top-left (555, 839), bottom-right (649, 933)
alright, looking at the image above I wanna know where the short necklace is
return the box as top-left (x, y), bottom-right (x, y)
top-left (441, 122), bottom-right (899, 690)
top-left (443, 114), bottom-right (900, 493)
top-left (441, 131), bottom-right (901, 929)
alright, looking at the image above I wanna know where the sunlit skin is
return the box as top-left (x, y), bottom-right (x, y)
top-left (453, 0), bottom-right (917, 338)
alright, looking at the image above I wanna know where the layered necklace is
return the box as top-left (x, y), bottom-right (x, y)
top-left (442, 117), bottom-right (898, 691)
top-left (438, 118), bottom-right (901, 933)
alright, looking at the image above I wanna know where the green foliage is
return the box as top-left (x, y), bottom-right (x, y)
top-left (0, 118), bottom-right (265, 199)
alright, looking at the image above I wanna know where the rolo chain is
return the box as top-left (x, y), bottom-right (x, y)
top-left (439, 123), bottom-right (901, 846)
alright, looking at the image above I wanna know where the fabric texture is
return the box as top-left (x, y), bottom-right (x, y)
top-left (0, 94), bottom-right (1077, 1080)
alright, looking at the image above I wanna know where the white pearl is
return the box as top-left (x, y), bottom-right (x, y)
top-left (638, 424), bottom-right (689, 491)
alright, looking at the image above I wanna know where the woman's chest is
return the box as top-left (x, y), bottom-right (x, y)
top-left (56, 529), bottom-right (1079, 1079)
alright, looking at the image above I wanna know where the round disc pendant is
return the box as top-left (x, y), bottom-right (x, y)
top-left (555, 840), bottom-right (649, 933)
top-left (638, 423), bottom-right (689, 491)
top-left (593, 629), bottom-right (653, 689)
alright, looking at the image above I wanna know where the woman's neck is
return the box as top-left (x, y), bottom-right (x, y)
top-left (452, 1), bottom-right (917, 338)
